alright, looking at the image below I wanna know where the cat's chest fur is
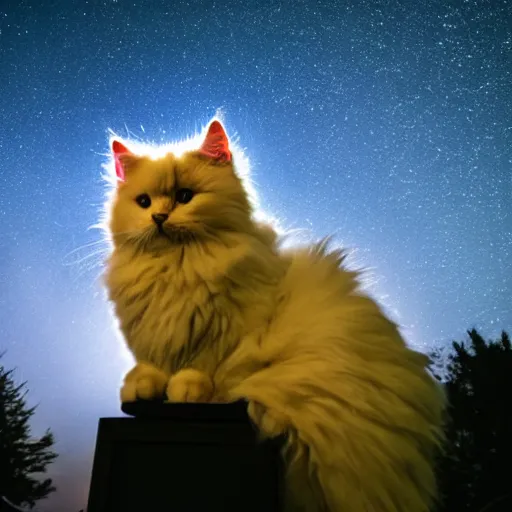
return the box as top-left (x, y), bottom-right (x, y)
top-left (106, 250), bottom-right (244, 373)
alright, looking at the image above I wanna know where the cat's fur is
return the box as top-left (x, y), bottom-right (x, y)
top-left (103, 119), bottom-right (446, 512)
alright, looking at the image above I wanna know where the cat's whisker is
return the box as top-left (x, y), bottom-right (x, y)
top-left (64, 239), bottom-right (106, 257)
top-left (71, 264), bottom-right (106, 289)
top-left (63, 248), bottom-right (108, 267)
top-left (71, 261), bottom-right (102, 281)
top-left (62, 238), bottom-right (113, 286)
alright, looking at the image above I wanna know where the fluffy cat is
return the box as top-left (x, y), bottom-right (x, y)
top-left (103, 119), bottom-right (445, 512)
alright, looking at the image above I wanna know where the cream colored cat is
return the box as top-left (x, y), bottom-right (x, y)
top-left (103, 119), bottom-right (445, 512)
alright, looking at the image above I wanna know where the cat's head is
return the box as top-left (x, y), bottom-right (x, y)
top-left (107, 120), bottom-right (254, 251)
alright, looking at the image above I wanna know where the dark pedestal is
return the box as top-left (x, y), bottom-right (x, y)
top-left (87, 401), bottom-right (284, 512)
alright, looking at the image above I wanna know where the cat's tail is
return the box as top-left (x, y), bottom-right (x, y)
top-left (229, 339), bottom-right (445, 512)
top-left (222, 246), bottom-right (446, 512)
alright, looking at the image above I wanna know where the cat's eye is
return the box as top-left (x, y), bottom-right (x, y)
top-left (175, 188), bottom-right (194, 204)
top-left (135, 193), bottom-right (151, 209)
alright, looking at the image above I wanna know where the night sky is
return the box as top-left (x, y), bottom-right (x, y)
top-left (1, 0), bottom-right (510, 510)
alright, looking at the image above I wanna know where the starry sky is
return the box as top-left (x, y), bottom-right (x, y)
top-left (0, 0), bottom-right (510, 510)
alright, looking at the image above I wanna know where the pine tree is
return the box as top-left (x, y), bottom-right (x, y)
top-left (0, 356), bottom-right (57, 509)
top-left (432, 329), bottom-right (512, 512)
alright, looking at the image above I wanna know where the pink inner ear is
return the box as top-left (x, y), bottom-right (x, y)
top-left (199, 121), bottom-right (232, 162)
top-left (111, 140), bottom-right (132, 181)
top-left (112, 140), bottom-right (131, 156)
top-left (114, 159), bottom-right (125, 182)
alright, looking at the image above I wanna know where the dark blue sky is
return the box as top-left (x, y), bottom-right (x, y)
top-left (1, 0), bottom-right (510, 510)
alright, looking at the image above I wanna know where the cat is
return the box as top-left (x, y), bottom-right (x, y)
top-left (103, 119), bottom-right (446, 512)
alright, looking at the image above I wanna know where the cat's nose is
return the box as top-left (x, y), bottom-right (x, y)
top-left (152, 213), bottom-right (169, 226)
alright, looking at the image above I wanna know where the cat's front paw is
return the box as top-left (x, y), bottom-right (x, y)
top-left (247, 401), bottom-right (289, 438)
top-left (120, 362), bottom-right (169, 402)
top-left (166, 368), bottom-right (214, 403)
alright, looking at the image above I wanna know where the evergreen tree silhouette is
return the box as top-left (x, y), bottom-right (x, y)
top-left (0, 356), bottom-right (57, 509)
top-left (432, 329), bottom-right (512, 512)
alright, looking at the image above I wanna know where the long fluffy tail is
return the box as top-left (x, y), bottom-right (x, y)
top-left (231, 337), bottom-right (445, 511)
top-left (220, 246), bottom-right (446, 511)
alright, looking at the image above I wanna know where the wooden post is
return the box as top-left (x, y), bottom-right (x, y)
top-left (87, 401), bottom-right (284, 511)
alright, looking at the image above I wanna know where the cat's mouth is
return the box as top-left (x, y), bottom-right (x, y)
top-left (155, 224), bottom-right (195, 244)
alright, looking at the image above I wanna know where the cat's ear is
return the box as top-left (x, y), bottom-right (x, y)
top-left (111, 139), bottom-right (137, 182)
top-left (199, 120), bottom-right (232, 163)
